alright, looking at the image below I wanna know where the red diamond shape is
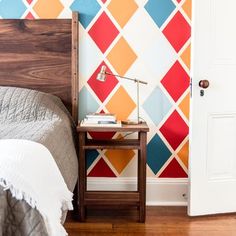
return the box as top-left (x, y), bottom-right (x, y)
top-left (88, 12), bottom-right (119, 53)
top-left (160, 110), bottom-right (188, 150)
top-left (176, 0), bottom-right (182, 3)
top-left (88, 62), bottom-right (119, 102)
top-left (89, 131), bottom-right (115, 140)
top-left (25, 12), bottom-right (34, 19)
top-left (26, 0), bottom-right (33, 3)
top-left (163, 11), bottom-right (191, 52)
top-left (161, 61), bottom-right (190, 102)
top-left (159, 158), bottom-right (187, 178)
top-left (101, 0), bottom-right (107, 3)
top-left (88, 158), bottom-right (116, 177)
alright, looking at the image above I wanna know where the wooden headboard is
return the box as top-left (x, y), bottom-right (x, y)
top-left (0, 12), bottom-right (79, 122)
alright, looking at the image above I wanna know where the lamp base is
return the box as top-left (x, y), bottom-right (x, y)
top-left (121, 119), bottom-right (143, 125)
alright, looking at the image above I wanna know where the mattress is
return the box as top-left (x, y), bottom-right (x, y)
top-left (0, 86), bottom-right (78, 235)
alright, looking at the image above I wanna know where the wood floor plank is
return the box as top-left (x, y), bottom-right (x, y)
top-left (65, 206), bottom-right (236, 236)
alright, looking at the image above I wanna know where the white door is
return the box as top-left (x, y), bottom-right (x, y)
top-left (189, 0), bottom-right (236, 216)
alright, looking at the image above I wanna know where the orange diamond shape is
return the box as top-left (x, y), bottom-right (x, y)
top-left (105, 135), bottom-right (135, 174)
top-left (181, 44), bottom-right (191, 70)
top-left (106, 86), bottom-right (136, 121)
top-left (179, 92), bottom-right (190, 120)
top-left (107, 0), bottom-right (138, 28)
top-left (33, 0), bottom-right (64, 18)
top-left (182, 0), bottom-right (192, 20)
top-left (107, 37), bottom-right (137, 76)
top-left (178, 140), bottom-right (189, 169)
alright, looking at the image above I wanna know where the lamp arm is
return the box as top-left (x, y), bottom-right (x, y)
top-left (105, 72), bottom-right (148, 85)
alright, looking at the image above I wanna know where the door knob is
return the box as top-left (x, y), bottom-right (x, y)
top-left (199, 80), bottom-right (210, 89)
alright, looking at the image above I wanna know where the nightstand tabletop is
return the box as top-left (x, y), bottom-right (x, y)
top-left (77, 122), bottom-right (149, 132)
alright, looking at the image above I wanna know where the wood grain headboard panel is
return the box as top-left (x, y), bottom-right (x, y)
top-left (0, 12), bottom-right (79, 122)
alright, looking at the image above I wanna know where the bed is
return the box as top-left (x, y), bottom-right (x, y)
top-left (0, 12), bottom-right (79, 236)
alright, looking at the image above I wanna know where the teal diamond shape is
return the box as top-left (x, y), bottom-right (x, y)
top-left (147, 134), bottom-right (172, 175)
top-left (0, 0), bottom-right (27, 18)
top-left (86, 150), bottom-right (99, 169)
top-left (143, 86), bottom-right (172, 126)
top-left (145, 0), bottom-right (176, 28)
top-left (70, 0), bottom-right (101, 29)
top-left (79, 86), bottom-right (100, 120)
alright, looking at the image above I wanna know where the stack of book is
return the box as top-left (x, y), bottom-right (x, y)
top-left (80, 113), bottom-right (121, 127)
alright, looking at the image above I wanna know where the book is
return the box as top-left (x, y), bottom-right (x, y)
top-left (83, 118), bottom-right (117, 124)
top-left (86, 112), bottom-right (115, 117)
top-left (85, 117), bottom-right (116, 121)
top-left (85, 113), bottom-right (116, 123)
top-left (86, 113), bottom-right (116, 120)
top-left (80, 120), bottom-right (122, 127)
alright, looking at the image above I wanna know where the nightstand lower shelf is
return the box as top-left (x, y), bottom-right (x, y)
top-left (84, 191), bottom-right (140, 206)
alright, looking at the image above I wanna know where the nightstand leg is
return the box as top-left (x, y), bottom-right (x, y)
top-left (78, 132), bottom-right (86, 222)
top-left (138, 132), bottom-right (147, 223)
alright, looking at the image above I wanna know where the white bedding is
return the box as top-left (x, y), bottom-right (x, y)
top-left (0, 139), bottom-right (73, 236)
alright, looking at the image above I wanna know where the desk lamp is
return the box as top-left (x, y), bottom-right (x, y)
top-left (96, 66), bottom-right (148, 124)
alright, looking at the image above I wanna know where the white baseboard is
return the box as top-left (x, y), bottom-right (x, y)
top-left (87, 177), bottom-right (188, 206)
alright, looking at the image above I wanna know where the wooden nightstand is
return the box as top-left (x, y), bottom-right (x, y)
top-left (77, 123), bottom-right (149, 222)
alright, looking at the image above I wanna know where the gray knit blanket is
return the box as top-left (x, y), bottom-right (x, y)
top-left (0, 86), bottom-right (78, 236)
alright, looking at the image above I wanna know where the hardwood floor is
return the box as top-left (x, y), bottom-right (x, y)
top-left (65, 206), bottom-right (236, 236)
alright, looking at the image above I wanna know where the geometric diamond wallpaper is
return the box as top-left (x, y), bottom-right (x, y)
top-left (0, 0), bottom-right (191, 179)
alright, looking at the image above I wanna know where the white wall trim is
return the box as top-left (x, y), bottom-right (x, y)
top-left (87, 177), bottom-right (188, 206)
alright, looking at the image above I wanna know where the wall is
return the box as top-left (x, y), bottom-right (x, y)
top-left (0, 0), bottom-right (191, 182)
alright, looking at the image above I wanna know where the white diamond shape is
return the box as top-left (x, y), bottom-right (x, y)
top-left (142, 28), bottom-right (177, 80)
top-left (123, 58), bottom-right (157, 103)
top-left (123, 8), bottom-right (160, 55)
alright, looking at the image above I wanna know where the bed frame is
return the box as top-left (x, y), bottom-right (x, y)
top-left (0, 12), bottom-right (79, 123)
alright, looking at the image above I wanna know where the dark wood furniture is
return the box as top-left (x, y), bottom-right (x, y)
top-left (0, 12), bottom-right (79, 122)
top-left (0, 14), bottom-right (80, 217)
top-left (77, 123), bottom-right (149, 222)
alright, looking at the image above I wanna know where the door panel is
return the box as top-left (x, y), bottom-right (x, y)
top-left (207, 114), bottom-right (236, 180)
top-left (189, 0), bottom-right (236, 216)
top-left (211, 0), bottom-right (236, 64)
